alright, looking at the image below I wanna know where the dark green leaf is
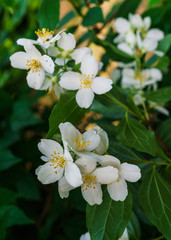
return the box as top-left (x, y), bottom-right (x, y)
top-left (144, 87), bottom-right (171, 103)
top-left (157, 34), bottom-right (171, 54)
top-left (0, 188), bottom-right (18, 207)
top-left (0, 149), bottom-right (21, 171)
top-left (116, 116), bottom-right (162, 158)
top-left (127, 212), bottom-right (141, 240)
top-left (157, 118), bottom-right (171, 151)
top-left (86, 189), bottom-right (132, 240)
top-left (140, 167), bottom-right (171, 239)
top-left (46, 92), bottom-right (87, 138)
top-left (38, 0), bottom-right (60, 30)
top-left (155, 56), bottom-right (170, 70)
top-left (82, 7), bottom-right (104, 27)
top-left (58, 11), bottom-right (76, 29)
top-left (116, 0), bottom-right (141, 18)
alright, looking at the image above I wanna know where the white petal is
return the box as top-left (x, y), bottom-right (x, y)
top-left (55, 58), bottom-right (65, 66)
top-left (98, 62), bottom-right (103, 71)
top-left (71, 47), bottom-right (92, 64)
top-left (81, 55), bottom-right (98, 77)
top-left (118, 43), bottom-right (133, 55)
top-left (143, 38), bottom-right (157, 52)
top-left (38, 139), bottom-right (63, 158)
top-left (48, 46), bottom-right (60, 57)
top-left (40, 55), bottom-right (54, 74)
top-left (93, 126), bottom-right (109, 155)
top-left (100, 155), bottom-right (120, 168)
top-left (58, 32), bottom-right (76, 51)
top-left (91, 77), bottom-right (113, 95)
top-left (41, 156), bottom-right (49, 162)
top-left (17, 38), bottom-right (41, 57)
top-left (136, 31), bottom-right (143, 49)
top-left (150, 68), bottom-right (162, 81)
top-left (120, 228), bottom-right (129, 240)
top-left (107, 178), bottom-right (128, 201)
top-left (122, 68), bottom-right (135, 78)
top-left (154, 105), bottom-right (170, 116)
top-left (75, 157), bottom-right (96, 174)
top-left (82, 130), bottom-right (100, 151)
top-left (93, 166), bottom-right (119, 184)
top-left (80, 232), bottom-right (90, 240)
top-left (36, 162), bottom-right (63, 184)
top-left (81, 182), bottom-right (102, 205)
top-left (129, 14), bottom-right (143, 29)
top-left (76, 151), bottom-right (104, 165)
top-left (115, 18), bottom-right (130, 34)
top-left (10, 52), bottom-right (29, 70)
top-left (39, 77), bottom-right (52, 90)
top-left (59, 71), bottom-right (81, 90)
top-left (144, 17), bottom-right (151, 30)
top-left (114, 34), bottom-right (125, 44)
top-left (76, 88), bottom-right (94, 108)
top-left (120, 163), bottom-right (141, 182)
top-left (65, 161), bottom-right (82, 187)
top-left (59, 122), bottom-right (80, 151)
top-left (146, 29), bottom-right (164, 41)
top-left (125, 31), bottom-right (136, 46)
top-left (58, 176), bottom-right (75, 199)
top-left (50, 29), bottom-right (65, 43)
top-left (26, 67), bottom-right (45, 90)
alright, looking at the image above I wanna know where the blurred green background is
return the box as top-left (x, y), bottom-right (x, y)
top-left (0, 0), bottom-right (171, 239)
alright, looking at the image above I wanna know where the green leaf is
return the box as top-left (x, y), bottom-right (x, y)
top-left (0, 149), bottom-right (21, 171)
top-left (82, 7), bottom-right (104, 27)
top-left (86, 189), bottom-right (132, 240)
top-left (46, 92), bottom-right (87, 139)
top-left (157, 118), bottom-right (171, 151)
top-left (155, 56), bottom-right (170, 70)
top-left (0, 188), bottom-right (18, 207)
top-left (116, 0), bottom-right (141, 18)
top-left (116, 116), bottom-right (158, 157)
top-left (0, 206), bottom-right (11, 240)
top-left (149, 0), bottom-right (163, 8)
top-left (38, 0), bottom-right (60, 30)
top-left (127, 212), bottom-right (141, 240)
top-left (7, 206), bottom-right (34, 227)
top-left (157, 34), bottom-right (171, 54)
top-left (140, 167), bottom-right (171, 239)
top-left (90, 32), bottom-right (134, 63)
top-left (57, 10), bottom-right (76, 29)
top-left (144, 86), bottom-right (171, 103)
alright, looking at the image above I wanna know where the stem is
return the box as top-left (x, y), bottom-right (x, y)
top-left (130, 159), bottom-right (171, 166)
top-left (153, 236), bottom-right (164, 240)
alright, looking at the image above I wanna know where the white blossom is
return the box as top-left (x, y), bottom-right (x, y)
top-left (92, 126), bottom-right (109, 155)
top-left (35, 139), bottom-right (82, 187)
top-left (59, 55), bottom-right (113, 108)
top-left (101, 155), bottom-right (141, 201)
top-left (121, 68), bottom-right (162, 90)
top-left (76, 158), bottom-right (118, 205)
top-left (71, 47), bottom-right (92, 64)
top-left (10, 39), bottom-right (54, 90)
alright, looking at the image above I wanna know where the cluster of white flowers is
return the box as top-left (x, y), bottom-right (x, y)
top-left (80, 228), bottom-right (129, 240)
top-left (36, 122), bottom-right (141, 205)
top-left (114, 13), bottom-right (164, 57)
top-left (112, 14), bottom-right (169, 116)
top-left (10, 29), bottom-right (113, 108)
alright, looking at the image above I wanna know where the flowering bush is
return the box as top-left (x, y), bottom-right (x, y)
top-left (1, 0), bottom-right (171, 240)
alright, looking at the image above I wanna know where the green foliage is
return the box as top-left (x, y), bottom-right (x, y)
top-left (86, 189), bottom-right (132, 240)
top-left (46, 92), bottom-right (87, 138)
top-left (82, 7), bottom-right (104, 26)
top-left (0, 149), bottom-right (21, 171)
top-left (140, 167), bottom-right (171, 239)
top-left (144, 86), bottom-right (171, 103)
top-left (38, 0), bottom-right (60, 29)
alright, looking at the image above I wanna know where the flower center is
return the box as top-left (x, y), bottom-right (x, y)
top-left (74, 134), bottom-right (91, 150)
top-left (80, 74), bottom-right (94, 89)
top-left (35, 28), bottom-right (54, 42)
top-left (48, 151), bottom-right (65, 174)
top-left (26, 59), bottom-right (40, 73)
top-left (81, 174), bottom-right (97, 191)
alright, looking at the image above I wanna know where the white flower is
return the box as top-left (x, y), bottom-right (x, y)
top-left (80, 232), bottom-right (91, 240)
top-left (58, 32), bottom-right (76, 52)
top-left (92, 126), bottom-right (109, 155)
top-left (35, 139), bottom-right (82, 187)
top-left (59, 55), bottom-right (113, 108)
top-left (129, 14), bottom-right (145, 29)
top-left (80, 232), bottom-right (90, 240)
top-left (71, 47), bottom-right (92, 64)
top-left (58, 176), bottom-right (75, 199)
top-left (76, 158), bottom-right (118, 205)
top-left (146, 29), bottom-right (164, 41)
top-left (10, 40), bottom-right (54, 90)
top-left (59, 122), bottom-right (103, 163)
top-left (101, 155), bottom-right (141, 201)
top-left (121, 68), bottom-right (162, 90)
top-left (39, 75), bottom-right (64, 99)
top-left (149, 101), bottom-right (169, 116)
top-left (136, 31), bottom-right (158, 53)
top-left (117, 43), bottom-right (134, 56)
top-left (119, 228), bottom-right (129, 240)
